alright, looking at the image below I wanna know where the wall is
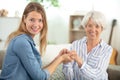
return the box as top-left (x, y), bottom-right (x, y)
top-left (46, 0), bottom-right (120, 57)
top-left (0, 17), bottom-right (20, 50)
top-left (0, 0), bottom-right (120, 55)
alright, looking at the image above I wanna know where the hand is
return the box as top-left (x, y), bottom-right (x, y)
top-left (58, 48), bottom-right (73, 64)
top-left (70, 50), bottom-right (83, 67)
top-left (62, 53), bottom-right (73, 64)
top-left (70, 50), bottom-right (77, 60)
top-left (58, 48), bottom-right (70, 57)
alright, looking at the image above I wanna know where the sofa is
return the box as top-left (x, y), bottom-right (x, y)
top-left (107, 49), bottom-right (120, 80)
top-left (0, 44), bottom-right (120, 80)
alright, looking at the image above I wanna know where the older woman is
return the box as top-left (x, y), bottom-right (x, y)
top-left (63, 11), bottom-right (113, 80)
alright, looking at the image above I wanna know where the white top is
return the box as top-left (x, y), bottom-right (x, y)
top-left (63, 37), bottom-right (112, 80)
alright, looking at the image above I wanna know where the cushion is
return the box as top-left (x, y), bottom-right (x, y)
top-left (0, 50), bottom-right (6, 69)
top-left (117, 52), bottom-right (120, 65)
top-left (49, 64), bottom-right (65, 80)
top-left (42, 60), bottom-right (65, 80)
top-left (108, 65), bottom-right (120, 80)
top-left (0, 70), bottom-right (1, 75)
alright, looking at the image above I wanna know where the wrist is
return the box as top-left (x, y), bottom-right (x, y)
top-left (76, 56), bottom-right (83, 67)
top-left (58, 56), bottom-right (64, 64)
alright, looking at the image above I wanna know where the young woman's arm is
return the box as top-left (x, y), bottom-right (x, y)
top-left (44, 49), bottom-right (73, 75)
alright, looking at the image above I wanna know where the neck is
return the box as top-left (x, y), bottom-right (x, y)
top-left (86, 38), bottom-right (101, 53)
top-left (87, 38), bottom-right (100, 46)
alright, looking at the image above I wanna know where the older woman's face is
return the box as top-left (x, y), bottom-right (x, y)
top-left (85, 18), bottom-right (103, 40)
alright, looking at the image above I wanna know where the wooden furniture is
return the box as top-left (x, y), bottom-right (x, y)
top-left (108, 19), bottom-right (118, 65)
top-left (69, 15), bottom-right (86, 43)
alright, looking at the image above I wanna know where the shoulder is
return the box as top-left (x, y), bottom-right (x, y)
top-left (14, 34), bottom-right (28, 42)
top-left (8, 34), bottom-right (35, 54)
top-left (100, 40), bottom-right (113, 53)
top-left (11, 34), bottom-right (31, 48)
top-left (101, 40), bottom-right (112, 49)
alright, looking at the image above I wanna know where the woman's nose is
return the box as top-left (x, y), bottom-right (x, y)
top-left (91, 26), bottom-right (96, 32)
top-left (33, 20), bottom-right (39, 25)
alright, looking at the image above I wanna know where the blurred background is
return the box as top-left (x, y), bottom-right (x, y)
top-left (0, 0), bottom-right (120, 54)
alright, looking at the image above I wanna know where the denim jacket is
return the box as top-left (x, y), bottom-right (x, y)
top-left (0, 34), bottom-right (50, 80)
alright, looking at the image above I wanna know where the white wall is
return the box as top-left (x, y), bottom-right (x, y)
top-left (47, 0), bottom-right (120, 55)
top-left (0, 17), bottom-right (20, 50)
top-left (0, 0), bottom-right (27, 17)
top-left (0, 0), bottom-right (120, 54)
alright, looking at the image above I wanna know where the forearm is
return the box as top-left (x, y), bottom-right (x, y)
top-left (43, 55), bottom-right (59, 68)
top-left (78, 55), bottom-right (111, 78)
top-left (75, 56), bottom-right (83, 67)
top-left (44, 56), bottom-right (63, 75)
top-left (44, 49), bottom-right (73, 75)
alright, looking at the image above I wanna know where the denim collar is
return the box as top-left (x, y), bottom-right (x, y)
top-left (22, 34), bottom-right (36, 46)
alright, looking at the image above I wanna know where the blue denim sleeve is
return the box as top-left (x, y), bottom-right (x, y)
top-left (43, 69), bottom-right (50, 79)
top-left (12, 37), bottom-right (50, 80)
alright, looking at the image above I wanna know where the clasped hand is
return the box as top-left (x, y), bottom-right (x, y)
top-left (58, 49), bottom-right (82, 64)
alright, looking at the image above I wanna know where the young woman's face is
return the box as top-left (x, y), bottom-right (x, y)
top-left (85, 18), bottom-right (103, 40)
top-left (24, 11), bottom-right (43, 38)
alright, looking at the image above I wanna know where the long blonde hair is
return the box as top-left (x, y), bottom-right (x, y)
top-left (6, 2), bottom-right (48, 55)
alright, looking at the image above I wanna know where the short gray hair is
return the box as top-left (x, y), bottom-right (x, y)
top-left (81, 11), bottom-right (107, 29)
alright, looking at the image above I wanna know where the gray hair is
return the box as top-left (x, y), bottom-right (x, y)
top-left (81, 11), bottom-right (107, 29)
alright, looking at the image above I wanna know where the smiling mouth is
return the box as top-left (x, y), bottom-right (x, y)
top-left (31, 27), bottom-right (39, 32)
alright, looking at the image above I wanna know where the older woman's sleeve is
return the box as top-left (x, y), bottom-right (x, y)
top-left (78, 46), bottom-right (113, 79)
top-left (63, 61), bottom-right (74, 80)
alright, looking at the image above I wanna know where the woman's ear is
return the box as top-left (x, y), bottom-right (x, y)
top-left (101, 26), bottom-right (104, 31)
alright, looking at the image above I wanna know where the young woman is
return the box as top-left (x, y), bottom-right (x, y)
top-left (63, 11), bottom-right (113, 80)
top-left (0, 2), bottom-right (73, 80)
